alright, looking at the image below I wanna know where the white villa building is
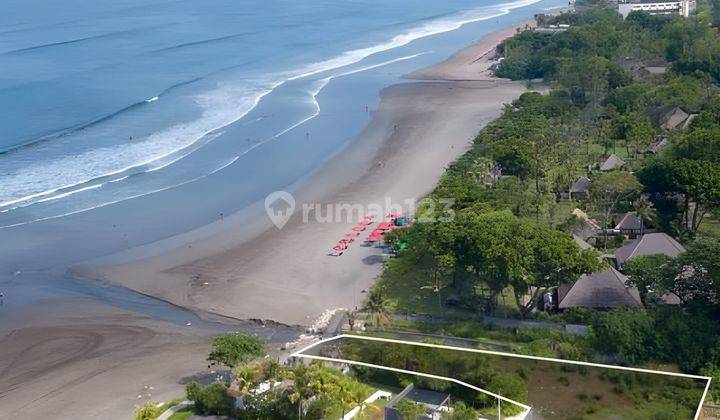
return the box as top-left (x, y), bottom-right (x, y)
top-left (618, 0), bottom-right (696, 18)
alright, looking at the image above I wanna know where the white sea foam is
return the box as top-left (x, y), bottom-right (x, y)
top-left (235, 52), bottom-right (429, 163)
top-left (146, 96), bottom-right (159, 103)
top-left (0, 0), bottom-right (540, 214)
top-left (289, 0), bottom-right (540, 82)
top-left (0, 54), bottom-right (424, 226)
top-left (35, 184), bottom-right (102, 204)
top-left (0, 156), bottom-right (241, 229)
top-left (0, 83), bottom-right (275, 209)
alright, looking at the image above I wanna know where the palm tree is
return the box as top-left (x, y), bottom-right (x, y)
top-left (347, 310), bottom-right (357, 331)
top-left (634, 195), bottom-right (657, 235)
top-left (363, 289), bottom-right (395, 329)
top-left (339, 381), bottom-right (367, 418)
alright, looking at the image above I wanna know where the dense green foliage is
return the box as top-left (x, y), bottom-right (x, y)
top-left (394, 398), bottom-right (427, 419)
top-left (340, 336), bottom-right (703, 418)
top-left (342, 340), bottom-right (528, 416)
top-left (375, 4), bottom-right (720, 396)
top-left (207, 333), bottom-right (266, 368)
top-left (185, 381), bottom-right (236, 417)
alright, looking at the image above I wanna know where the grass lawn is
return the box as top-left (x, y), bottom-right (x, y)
top-left (155, 398), bottom-right (184, 415)
top-left (379, 257), bottom-right (520, 319)
top-left (379, 257), bottom-right (475, 318)
top-left (167, 406), bottom-right (194, 420)
top-left (698, 213), bottom-right (720, 239)
top-left (550, 200), bottom-right (580, 225)
top-left (585, 141), bottom-right (636, 160)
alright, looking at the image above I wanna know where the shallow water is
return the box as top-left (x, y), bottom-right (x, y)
top-left (0, 0), bottom-right (564, 273)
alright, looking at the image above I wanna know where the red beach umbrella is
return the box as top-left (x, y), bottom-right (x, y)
top-left (367, 233), bottom-right (381, 242)
top-left (352, 225), bottom-right (366, 232)
top-left (377, 221), bottom-right (392, 230)
top-left (346, 231), bottom-right (360, 238)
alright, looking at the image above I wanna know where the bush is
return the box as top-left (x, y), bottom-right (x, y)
top-left (207, 333), bottom-right (266, 368)
top-left (185, 381), bottom-right (236, 417)
top-left (444, 401), bottom-right (480, 419)
top-left (589, 310), bottom-right (658, 364)
top-left (133, 401), bottom-right (161, 420)
top-left (395, 398), bottom-right (427, 419)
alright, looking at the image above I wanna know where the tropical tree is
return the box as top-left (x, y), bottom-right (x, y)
top-left (633, 195), bottom-right (657, 235)
top-left (675, 239), bottom-right (720, 306)
top-left (395, 398), bottom-right (427, 419)
top-left (512, 225), bottom-right (601, 316)
top-left (452, 210), bottom-right (530, 312)
top-left (589, 171), bottom-right (642, 250)
top-left (363, 288), bottom-right (396, 328)
top-left (185, 381), bottom-right (236, 417)
top-left (624, 254), bottom-right (678, 305)
top-left (338, 380), bottom-right (368, 418)
top-left (347, 310), bottom-right (357, 331)
top-left (671, 159), bottom-right (720, 235)
top-left (625, 112), bottom-right (654, 159)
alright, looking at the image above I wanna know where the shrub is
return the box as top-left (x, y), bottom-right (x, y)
top-left (185, 381), bottom-right (235, 417)
top-left (133, 401), bottom-right (161, 420)
top-left (207, 333), bottom-right (266, 368)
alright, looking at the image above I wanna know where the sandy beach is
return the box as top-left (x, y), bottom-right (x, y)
top-left (0, 298), bottom-right (214, 420)
top-left (0, 21), bottom-right (538, 419)
top-left (74, 20), bottom-right (536, 327)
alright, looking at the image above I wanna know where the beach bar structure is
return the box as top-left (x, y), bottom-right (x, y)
top-left (618, 0), bottom-right (696, 18)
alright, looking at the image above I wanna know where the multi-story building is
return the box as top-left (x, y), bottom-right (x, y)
top-left (618, 0), bottom-right (696, 18)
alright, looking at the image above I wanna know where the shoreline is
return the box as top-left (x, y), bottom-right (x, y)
top-left (0, 19), bottom-right (539, 419)
top-left (73, 19), bottom-right (538, 327)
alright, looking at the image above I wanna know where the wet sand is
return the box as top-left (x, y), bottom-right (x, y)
top-left (74, 20), bottom-right (537, 326)
top-left (0, 298), bottom-right (213, 420)
top-left (0, 21), bottom-right (537, 419)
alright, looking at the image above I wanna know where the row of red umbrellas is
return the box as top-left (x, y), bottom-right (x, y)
top-left (331, 215), bottom-right (378, 254)
top-left (365, 214), bottom-right (405, 243)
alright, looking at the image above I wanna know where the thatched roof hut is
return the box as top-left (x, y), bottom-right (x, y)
top-left (559, 267), bottom-right (643, 309)
top-left (569, 176), bottom-right (592, 199)
top-left (614, 233), bottom-right (686, 268)
top-left (663, 107), bottom-right (690, 130)
top-left (599, 154), bottom-right (625, 171)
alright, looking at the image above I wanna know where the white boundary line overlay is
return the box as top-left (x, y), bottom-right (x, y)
top-left (291, 334), bottom-right (713, 420)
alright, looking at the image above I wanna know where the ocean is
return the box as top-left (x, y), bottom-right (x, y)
top-left (0, 0), bottom-right (564, 271)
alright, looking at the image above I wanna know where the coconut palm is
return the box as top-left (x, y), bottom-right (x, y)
top-left (634, 195), bottom-right (657, 235)
top-left (363, 289), bottom-right (396, 329)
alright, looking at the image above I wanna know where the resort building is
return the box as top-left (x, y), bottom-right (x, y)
top-left (618, 0), bottom-right (696, 18)
top-left (599, 154), bottom-right (626, 171)
top-left (662, 107), bottom-right (697, 130)
top-left (613, 232), bottom-right (686, 269)
top-left (558, 267), bottom-right (643, 310)
top-left (567, 176), bottom-right (592, 200)
top-left (614, 211), bottom-right (648, 237)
